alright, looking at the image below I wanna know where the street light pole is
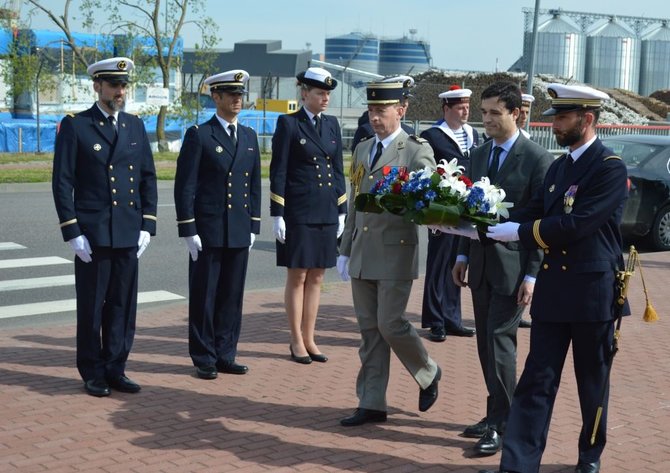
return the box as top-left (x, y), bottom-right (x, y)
top-left (35, 47), bottom-right (44, 154)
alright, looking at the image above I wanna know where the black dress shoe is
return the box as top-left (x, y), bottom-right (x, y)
top-left (216, 361), bottom-right (249, 375)
top-left (107, 375), bottom-right (141, 393)
top-left (340, 408), bottom-right (387, 426)
top-left (196, 366), bottom-right (218, 379)
top-left (445, 326), bottom-right (476, 337)
top-left (306, 351), bottom-right (328, 363)
top-left (290, 345), bottom-right (312, 364)
top-left (428, 327), bottom-right (447, 342)
top-left (575, 460), bottom-right (600, 473)
top-left (463, 417), bottom-right (488, 438)
top-left (518, 318), bottom-right (532, 328)
top-left (84, 379), bottom-right (111, 397)
top-left (419, 366), bottom-right (441, 412)
top-left (474, 427), bottom-right (502, 456)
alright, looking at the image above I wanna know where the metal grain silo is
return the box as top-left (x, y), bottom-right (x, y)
top-left (639, 22), bottom-right (670, 96)
top-left (585, 19), bottom-right (640, 92)
top-left (524, 13), bottom-right (586, 82)
top-left (324, 33), bottom-right (378, 74)
top-left (377, 37), bottom-right (431, 76)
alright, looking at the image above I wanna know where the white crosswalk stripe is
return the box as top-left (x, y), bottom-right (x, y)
top-left (0, 242), bottom-right (26, 251)
top-left (0, 291), bottom-right (185, 319)
top-left (0, 275), bottom-right (75, 292)
top-left (0, 256), bottom-right (71, 269)
top-left (0, 241), bottom-right (185, 321)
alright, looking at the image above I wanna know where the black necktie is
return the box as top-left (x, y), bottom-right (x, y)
top-left (488, 146), bottom-right (503, 180)
top-left (314, 115), bottom-right (322, 137)
top-left (371, 141), bottom-right (383, 169)
top-left (228, 124), bottom-right (237, 147)
top-left (108, 115), bottom-right (117, 137)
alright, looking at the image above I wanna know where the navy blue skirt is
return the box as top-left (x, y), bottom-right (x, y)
top-left (276, 223), bottom-right (337, 268)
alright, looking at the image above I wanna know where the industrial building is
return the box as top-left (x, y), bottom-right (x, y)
top-left (512, 8), bottom-right (670, 96)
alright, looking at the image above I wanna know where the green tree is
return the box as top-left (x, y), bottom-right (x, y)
top-left (26, 0), bottom-right (218, 151)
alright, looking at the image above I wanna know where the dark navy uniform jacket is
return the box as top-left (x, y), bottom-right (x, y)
top-left (174, 115), bottom-right (261, 248)
top-left (511, 138), bottom-right (628, 322)
top-left (270, 107), bottom-right (347, 224)
top-left (52, 105), bottom-right (157, 247)
top-left (420, 124), bottom-right (479, 175)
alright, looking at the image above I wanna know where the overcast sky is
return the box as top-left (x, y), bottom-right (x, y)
top-left (22, 0), bottom-right (670, 72)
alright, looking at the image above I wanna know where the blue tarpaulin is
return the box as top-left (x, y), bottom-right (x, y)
top-left (0, 110), bottom-right (281, 153)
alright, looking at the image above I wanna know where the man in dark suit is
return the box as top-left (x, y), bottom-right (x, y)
top-left (421, 85), bottom-right (479, 342)
top-left (482, 84), bottom-right (627, 473)
top-left (351, 75), bottom-right (415, 152)
top-left (337, 80), bottom-right (441, 427)
top-left (453, 82), bottom-right (553, 456)
top-left (52, 57), bottom-right (157, 397)
top-left (174, 69), bottom-right (261, 380)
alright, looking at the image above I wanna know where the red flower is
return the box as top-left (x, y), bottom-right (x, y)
top-left (392, 182), bottom-right (403, 194)
top-left (460, 175), bottom-right (473, 188)
top-left (436, 167), bottom-right (446, 176)
top-left (398, 166), bottom-right (409, 180)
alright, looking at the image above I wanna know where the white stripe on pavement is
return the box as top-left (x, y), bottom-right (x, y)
top-left (0, 290), bottom-right (185, 319)
top-left (0, 275), bottom-right (75, 292)
top-left (0, 256), bottom-right (71, 269)
top-left (0, 242), bottom-right (27, 251)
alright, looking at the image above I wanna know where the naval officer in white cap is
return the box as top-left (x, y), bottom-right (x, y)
top-left (270, 67), bottom-right (347, 365)
top-left (174, 69), bottom-right (261, 380)
top-left (52, 56), bottom-right (157, 397)
top-left (483, 84), bottom-right (627, 473)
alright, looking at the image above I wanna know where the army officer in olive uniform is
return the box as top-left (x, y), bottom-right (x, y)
top-left (337, 81), bottom-right (441, 426)
top-left (174, 70), bottom-right (261, 380)
top-left (52, 57), bottom-right (157, 397)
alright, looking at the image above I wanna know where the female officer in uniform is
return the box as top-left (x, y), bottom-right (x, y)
top-left (270, 67), bottom-right (347, 364)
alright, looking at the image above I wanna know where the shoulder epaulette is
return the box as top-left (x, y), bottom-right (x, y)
top-left (409, 135), bottom-right (428, 144)
top-left (359, 135), bottom-right (372, 143)
top-left (604, 155), bottom-right (621, 161)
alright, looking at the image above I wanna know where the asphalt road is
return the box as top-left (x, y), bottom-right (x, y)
top-left (0, 181), bottom-right (429, 329)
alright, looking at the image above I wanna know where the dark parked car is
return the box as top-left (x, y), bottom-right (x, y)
top-left (603, 134), bottom-right (670, 251)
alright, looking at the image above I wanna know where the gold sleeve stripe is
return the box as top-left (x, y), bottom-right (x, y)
top-left (532, 219), bottom-right (549, 249)
top-left (143, 215), bottom-right (157, 221)
top-left (270, 192), bottom-right (285, 206)
top-left (59, 218), bottom-right (77, 228)
top-left (337, 194), bottom-right (348, 206)
top-left (604, 155), bottom-right (621, 161)
top-left (251, 217), bottom-right (261, 221)
top-left (176, 218), bottom-right (195, 224)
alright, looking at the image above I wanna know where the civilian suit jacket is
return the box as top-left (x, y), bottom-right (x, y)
top-left (174, 115), bottom-right (261, 248)
top-left (458, 134), bottom-right (553, 295)
top-left (52, 104), bottom-right (157, 247)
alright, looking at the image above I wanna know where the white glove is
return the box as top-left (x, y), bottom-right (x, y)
top-left (137, 230), bottom-right (151, 259)
top-left (273, 216), bottom-right (286, 244)
top-left (336, 255), bottom-right (350, 281)
top-left (183, 234), bottom-right (202, 261)
top-left (249, 233), bottom-right (256, 252)
top-left (486, 222), bottom-right (520, 242)
top-left (68, 235), bottom-right (92, 263)
top-left (337, 214), bottom-right (346, 238)
top-left (427, 223), bottom-right (479, 240)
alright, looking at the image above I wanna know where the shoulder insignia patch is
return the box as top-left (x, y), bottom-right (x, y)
top-left (359, 135), bottom-right (371, 143)
top-left (604, 155), bottom-right (621, 161)
top-left (409, 135), bottom-right (428, 144)
top-left (66, 113), bottom-right (75, 118)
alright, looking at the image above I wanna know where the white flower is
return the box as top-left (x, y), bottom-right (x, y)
top-left (436, 158), bottom-right (465, 177)
top-left (409, 166), bottom-right (433, 181)
top-left (470, 176), bottom-right (514, 218)
top-left (438, 174), bottom-right (468, 197)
